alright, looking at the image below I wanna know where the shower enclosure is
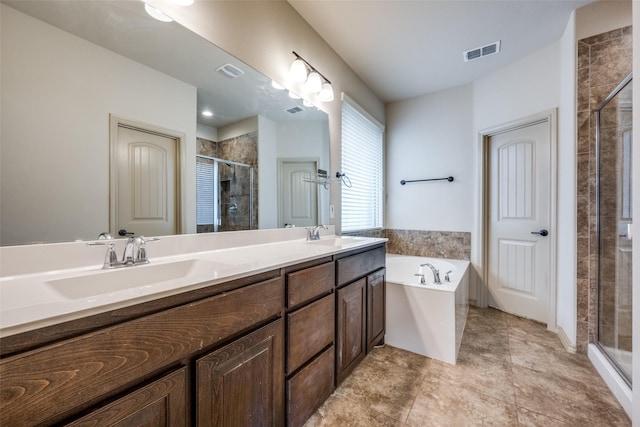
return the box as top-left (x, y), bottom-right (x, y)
top-left (595, 73), bottom-right (633, 385)
top-left (196, 155), bottom-right (255, 232)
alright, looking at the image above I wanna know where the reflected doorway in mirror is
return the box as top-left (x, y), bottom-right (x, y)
top-left (110, 115), bottom-right (184, 239)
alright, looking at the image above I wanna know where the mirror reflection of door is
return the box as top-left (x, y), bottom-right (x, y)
top-left (111, 119), bottom-right (181, 238)
top-left (278, 160), bottom-right (318, 228)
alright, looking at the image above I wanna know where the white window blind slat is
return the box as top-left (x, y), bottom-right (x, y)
top-left (196, 157), bottom-right (215, 225)
top-left (341, 97), bottom-right (384, 233)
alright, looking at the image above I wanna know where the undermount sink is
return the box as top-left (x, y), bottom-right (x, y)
top-left (307, 236), bottom-right (365, 247)
top-left (46, 259), bottom-right (234, 299)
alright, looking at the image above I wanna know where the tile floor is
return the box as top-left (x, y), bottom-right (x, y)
top-left (304, 307), bottom-right (630, 426)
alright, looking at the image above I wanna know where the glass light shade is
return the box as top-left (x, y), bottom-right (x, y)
top-left (290, 59), bottom-right (308, 83)
top-left (305, 72), bottom-right (322, 93)
top-left (303, 98), bottom-right (314, 107)
top-left (319, 82), bottom-right (334, 102)
top-left (144, 3), bottom-right (173, 22)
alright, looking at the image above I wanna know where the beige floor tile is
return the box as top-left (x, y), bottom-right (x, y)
top-left (424, 355), bottom-right (516, 405)
top-left (517, 408), bottom-right (567, 426)
top-left (407, 381), bottom-right (519, 426)
top-left (513, 365), bottom-right (629, 426)
top-left (333, 350), bottom-right (423, 422)
top-left (509, 336), bottom-right (604, 384)
top-left (303, 393), bottom-right (402, 427)
top-left (303, 308), bottom-right (631, 426)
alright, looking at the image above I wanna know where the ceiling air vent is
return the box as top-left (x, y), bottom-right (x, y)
top-left (216, 63), bottom-right (244, 79)
top-left (464, 41), bottom-right (501, 62)
top-left (286, 106), bottom-right (304, 115)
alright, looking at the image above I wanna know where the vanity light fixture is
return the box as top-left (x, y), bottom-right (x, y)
top-left (290, 51), bottom-right (334, 102)
top-left (288, 91), bottom-right (301, 99)
top-left (271, 80), bottom-right (285, 90)
top-left (168, 0), bottom-right (194, 5)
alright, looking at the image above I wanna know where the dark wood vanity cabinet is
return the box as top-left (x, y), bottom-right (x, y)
top-left (65, 367), bottom-right (188, 427)
top-left (367, 268), bottom-right (386, 353)
top-left (336, 277), bottom-right (367, 384)
top-left (335, 245), bottom-right (386, 385)
top-left (0, 243), bottom-right (386, 427)
top-left (284, 260), bottom-right (336, 427)
top-left (0, 274), bottom-right (284, 426)
top-left (196, 319), bottom-right (284, 427)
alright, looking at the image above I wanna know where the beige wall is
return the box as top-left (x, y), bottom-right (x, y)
top-left (146, 0), bottom-right (385, 233)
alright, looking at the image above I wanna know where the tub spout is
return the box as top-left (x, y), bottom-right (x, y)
top-left (420, 263), bottom-right (441, 284)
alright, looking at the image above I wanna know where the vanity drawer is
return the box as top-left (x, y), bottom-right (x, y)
top-left (287, 261), bottom-right (335, 308)
top-left (286, 345), bottom-right (335, 427)
top-left (286, 293), bottom-right (334, 374)
top-left (0, 277), bottom-right (284, 427)
top-left (336, 245), bottom-right (385, 287)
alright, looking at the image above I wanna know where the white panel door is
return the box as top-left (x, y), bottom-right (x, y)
top-left (279, 161), bottom-right (318, 227)
top-left (116, 125), bottom-right (179, 237)
top-left (488, 121), bottom-right (550, 323)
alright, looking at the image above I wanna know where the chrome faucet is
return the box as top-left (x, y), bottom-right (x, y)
top-left (306, 224), bottom-right (328, 241)
top-left (88, 234), bottom-right (158, 269)
top-left (420, 263), bottom-right (442, 284)
top-left (123, 236), bottom-right (150, 265)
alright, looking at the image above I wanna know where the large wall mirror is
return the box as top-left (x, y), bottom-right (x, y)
top-left (0, 0), bottom-right (330, 246)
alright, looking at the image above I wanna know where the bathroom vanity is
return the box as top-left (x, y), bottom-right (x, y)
top-left (0, 235), bottom-right (386, 426)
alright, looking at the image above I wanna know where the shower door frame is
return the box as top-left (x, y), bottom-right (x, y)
top-left (594, 72), bottom-right (633, 386)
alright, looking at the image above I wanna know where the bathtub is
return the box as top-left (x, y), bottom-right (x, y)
top-left (385, 254), bottom-right (470, 364)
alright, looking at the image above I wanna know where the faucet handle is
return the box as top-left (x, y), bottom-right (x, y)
top-left (135, 236), bottom-right (159, 264)
top-left (445, 270), bottom-right (453, 282)
top-left (414, 273), bottom-right (426, 285)
top-left (87, 240), bottom-right (119, 269)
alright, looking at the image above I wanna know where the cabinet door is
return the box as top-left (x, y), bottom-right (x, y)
top-left (66, 368), bottom-right (187, 427)
top-left (367, 268), bottom-right (386, 353)
top-left (336, 278), bottom-right (366, 385)
top-left (196, 319), bottom-right (284, 427)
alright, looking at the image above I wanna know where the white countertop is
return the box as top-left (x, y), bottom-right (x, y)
top-left (0, 235), bottom-right (386, 338)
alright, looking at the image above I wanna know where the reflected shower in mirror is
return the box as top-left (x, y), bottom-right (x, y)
top-left (595, 73), bottom-right (633, 385)
top-left (0, 0), bottom-right (330, 246)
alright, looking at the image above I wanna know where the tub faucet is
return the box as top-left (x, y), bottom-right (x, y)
top-left (307, 224), bottom-right (328, 241)
top-left (420, 263), bottom-right (441, 284)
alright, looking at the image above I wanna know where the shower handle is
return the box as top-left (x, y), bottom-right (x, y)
top-left (531, 229), bottom-right (549, 237)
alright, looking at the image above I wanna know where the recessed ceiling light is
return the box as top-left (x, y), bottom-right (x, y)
top-left (144, 3), bottom-right (173, 22)
top-left (202, 111), bottom-right (213, 117)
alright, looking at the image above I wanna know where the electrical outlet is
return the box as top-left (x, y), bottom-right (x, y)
top-left (329, 204), bottom-right (335, 219)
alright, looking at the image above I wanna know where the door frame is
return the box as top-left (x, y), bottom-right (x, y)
top-left (277, 157), bottom-right (320, 228)
top-left (109, 114), bottom-right (185, 237)
top-left (476, 109), bottom-right (558, 331)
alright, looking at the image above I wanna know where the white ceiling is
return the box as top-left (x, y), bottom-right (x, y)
top-left (288, 0), bottom-right (594, 103)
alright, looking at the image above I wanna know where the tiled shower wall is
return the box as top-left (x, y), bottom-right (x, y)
top-left (348, 229), bottom-right (471, 260)
top-left (576, 26), bottom-right (632, 353)
top-left (196, 131), bottom-right (259, 233)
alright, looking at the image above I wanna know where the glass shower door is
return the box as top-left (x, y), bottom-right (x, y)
top-left (596, 73), bottom-right (632, 384)
top-left (196, 156), bottom-right (254, 233)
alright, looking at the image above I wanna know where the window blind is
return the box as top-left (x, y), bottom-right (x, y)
top-left (196, 157), bottom-right (215, 225)
top-left (341, 96), bottom-right (384, 233)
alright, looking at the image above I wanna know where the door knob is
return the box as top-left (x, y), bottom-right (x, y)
top-left (118, 229), bottom-right (134, 237)
top-left (531, 229), bottom-right (549, 237)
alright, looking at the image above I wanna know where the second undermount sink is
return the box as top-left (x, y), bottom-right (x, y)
top-left (46, 259), bottom-right (235, 299)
